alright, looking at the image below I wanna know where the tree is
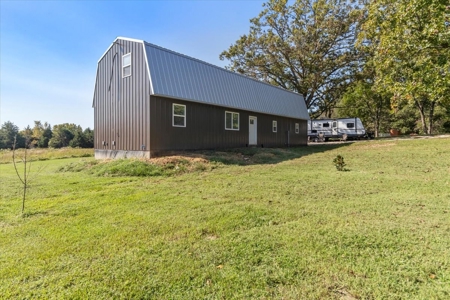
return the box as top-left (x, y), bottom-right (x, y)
top-left (37, 123), bottom-right (52, 148)
top-left (0, 121), bottom-right (24, 149)
top-left (69, 127), bottom-right (94, 148)
top-left (12, 135), bottom-right (44, 215)
top-left (69, 128), bottom-right (84, 148)
top-left (30, 121), bottom-right (52, 148)
top-left (361, 0), bottom-right (450, 134)
top-left (338, 80), bottom-right (391, 137)
top-left (48, 123), bottom-right (78, 148)
top-left (19, 126), bottom-right (33, 146)
top-left (83, 128), bottom-right (94, 148)
top-left (219, 0), bottom-right (364, 115)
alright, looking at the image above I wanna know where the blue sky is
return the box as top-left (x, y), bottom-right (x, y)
top-left (0, 0), bottom-right (266, 130)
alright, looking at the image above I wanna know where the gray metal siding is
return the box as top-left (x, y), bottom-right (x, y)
top-left (93, 40), bottom-right (151, 152)
top-left (145, 43), bottom-right (309, 120)
top-left (149, 96), bottom-right (307, 154)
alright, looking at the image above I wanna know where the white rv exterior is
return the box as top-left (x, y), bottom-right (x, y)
top-left (307, 118), bottom-right (366, 141)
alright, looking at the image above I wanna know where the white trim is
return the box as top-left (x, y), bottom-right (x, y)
top-left (225, 111), bottom-right (239, 131)
top-left (116, 36), bottom-right (145, 43)
top-left (122, 53), bottom-right (132, 78)
top-left (172, 103), bottom-right (186, 127)
top-left (249, 116), bottom-right (257, 145)
top-left (142, 43), bottom-right (154, 95)
top-left (272, 120), bottom-right (277, 133)
top-left (98, 37), bottom-right (144, 63)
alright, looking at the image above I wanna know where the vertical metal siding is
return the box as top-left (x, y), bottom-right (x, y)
top-left (149, 96), bottom-right (307, 153)
top-left (93, 40), bottom-right (151, 153)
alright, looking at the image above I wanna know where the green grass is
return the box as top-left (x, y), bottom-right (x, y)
top-left (0, 147), bottom-right (93, 164)
top-left (1, 138), bottom-right (449, 299)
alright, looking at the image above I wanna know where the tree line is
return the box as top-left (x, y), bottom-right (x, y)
top-left (0, 121), bottom-right (94, 149)
top-left (220, 0), bottom-right (450, 136)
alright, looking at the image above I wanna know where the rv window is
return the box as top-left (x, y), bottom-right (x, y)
top-left (272, 121), bottom-right (277, 133)
top-left (225, 111), bottom-right (239, 130)
top-left (122, 53), bottom-right (131, 78)
top-left (295, 123), bottom-right (299, 134)
top-left (347, 123), bottom-right (355, 128)
top-left (322, 123), bottom-right (330, 128)
top-left (173, 104), bottom-right (186, 127)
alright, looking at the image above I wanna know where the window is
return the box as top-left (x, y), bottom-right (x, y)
top-left (173, 104), bottom-right (186, 127)
top-left (295, 123), bottom-right (299, 134)
top-left (346, 123), bottom-right (355, 128)
top-left (225, 111), bottom-right (239, 130)
top-left (272, 120), bottom-right (277, 132)
top-left (122, 53), bottom-right (131, 78)
top-left (322, 122), bottom-right (330, 128)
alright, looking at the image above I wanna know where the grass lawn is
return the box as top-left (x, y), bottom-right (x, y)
top-left (1, 138), bottom-right (449, 299)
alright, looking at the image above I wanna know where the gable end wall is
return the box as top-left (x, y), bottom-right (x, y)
top-left (93, 39), bottom-right (151, 155)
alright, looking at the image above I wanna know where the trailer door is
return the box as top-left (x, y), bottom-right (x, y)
top-left (332, 121), bottom-right (338, 136)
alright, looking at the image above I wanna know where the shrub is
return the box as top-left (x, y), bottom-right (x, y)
top-left (333, 155), bottom-right (346, 171)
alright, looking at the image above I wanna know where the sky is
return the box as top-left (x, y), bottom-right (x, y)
top-left (0, 0), bottom-right (267, 130)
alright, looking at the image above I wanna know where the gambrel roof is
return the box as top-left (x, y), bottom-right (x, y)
top-left (99, 37), bottom-right (309, 120)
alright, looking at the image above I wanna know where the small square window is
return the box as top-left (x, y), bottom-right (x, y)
top-left (225, 111), bottom-right (239, 130)
top-left (295, 123), bottom-right (299, 134)
top-left (272, 121), bottom-right (277, 133)
top-left (322, 122), bottom-right (330, 128)
top-left (173, 104), bottom-right (186, 127)
top-left (122, 53), bottom-right (131, 78)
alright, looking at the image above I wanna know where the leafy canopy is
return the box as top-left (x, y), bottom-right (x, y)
top-left (361, 0), bottom-right (450, 107)
top-left (220, 0), bottom-right (364, 113)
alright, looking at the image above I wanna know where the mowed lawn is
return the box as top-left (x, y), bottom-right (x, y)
top-left (1, 138), bottom-right (449, 299)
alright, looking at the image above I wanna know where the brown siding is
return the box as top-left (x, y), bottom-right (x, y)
top-left (93, 40), bottom-right (150, 152)
top-left (150, 96), bottom-right (307, 154)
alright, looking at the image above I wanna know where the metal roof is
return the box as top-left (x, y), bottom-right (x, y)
top-left (117, 37), bottom-right (309, 120)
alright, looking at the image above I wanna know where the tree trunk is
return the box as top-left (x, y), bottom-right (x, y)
top-left (415, 100), bottom-right (428, 134)
top-left (22, 181), bottom-right (26, 214)
top-left (374, 119), bottom-right (379, 138)
top-left (427, 101), bottom-right (436, 135)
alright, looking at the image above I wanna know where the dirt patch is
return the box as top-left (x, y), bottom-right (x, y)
top-left (147, 155), bottom-right (209, 165)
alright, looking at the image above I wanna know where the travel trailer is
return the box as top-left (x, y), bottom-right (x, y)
top-left (307, 118), bottom-right (366, 141)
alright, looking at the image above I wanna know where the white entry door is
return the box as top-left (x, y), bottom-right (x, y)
top-left (249, 116), bottom-right (257, 145)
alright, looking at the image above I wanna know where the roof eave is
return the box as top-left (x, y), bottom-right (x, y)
top-left (151, 93), bottom-right (309, 120)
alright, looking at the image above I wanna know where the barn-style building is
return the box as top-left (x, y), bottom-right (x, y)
top-left (92, 37), bottom-right (309, 158)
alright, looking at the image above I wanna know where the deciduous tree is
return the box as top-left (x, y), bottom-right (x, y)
top-left (339, 80), bottom-right (391, 137)
top-left (361, 0), bottom-right (450, 134)
top-left (220, 0), bottom-right (364, 115)
top-left (48, 123), bottom-right (79, 148)
top-left (0, 121), bottom-right (24, 149)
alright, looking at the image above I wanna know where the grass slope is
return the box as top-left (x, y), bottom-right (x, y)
top-left (1, 138), bottom-right (449, 299)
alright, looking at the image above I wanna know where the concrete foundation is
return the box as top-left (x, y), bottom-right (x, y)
top-left (95, 149), bottom-right (151, 159)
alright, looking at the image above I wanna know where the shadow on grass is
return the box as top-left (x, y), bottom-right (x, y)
top-left (59, 144), bottom-right (352, 177)
top-left (184, 143), bottom-right (352, 166)
top-left (21, 211), bottom-right (49, 218)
